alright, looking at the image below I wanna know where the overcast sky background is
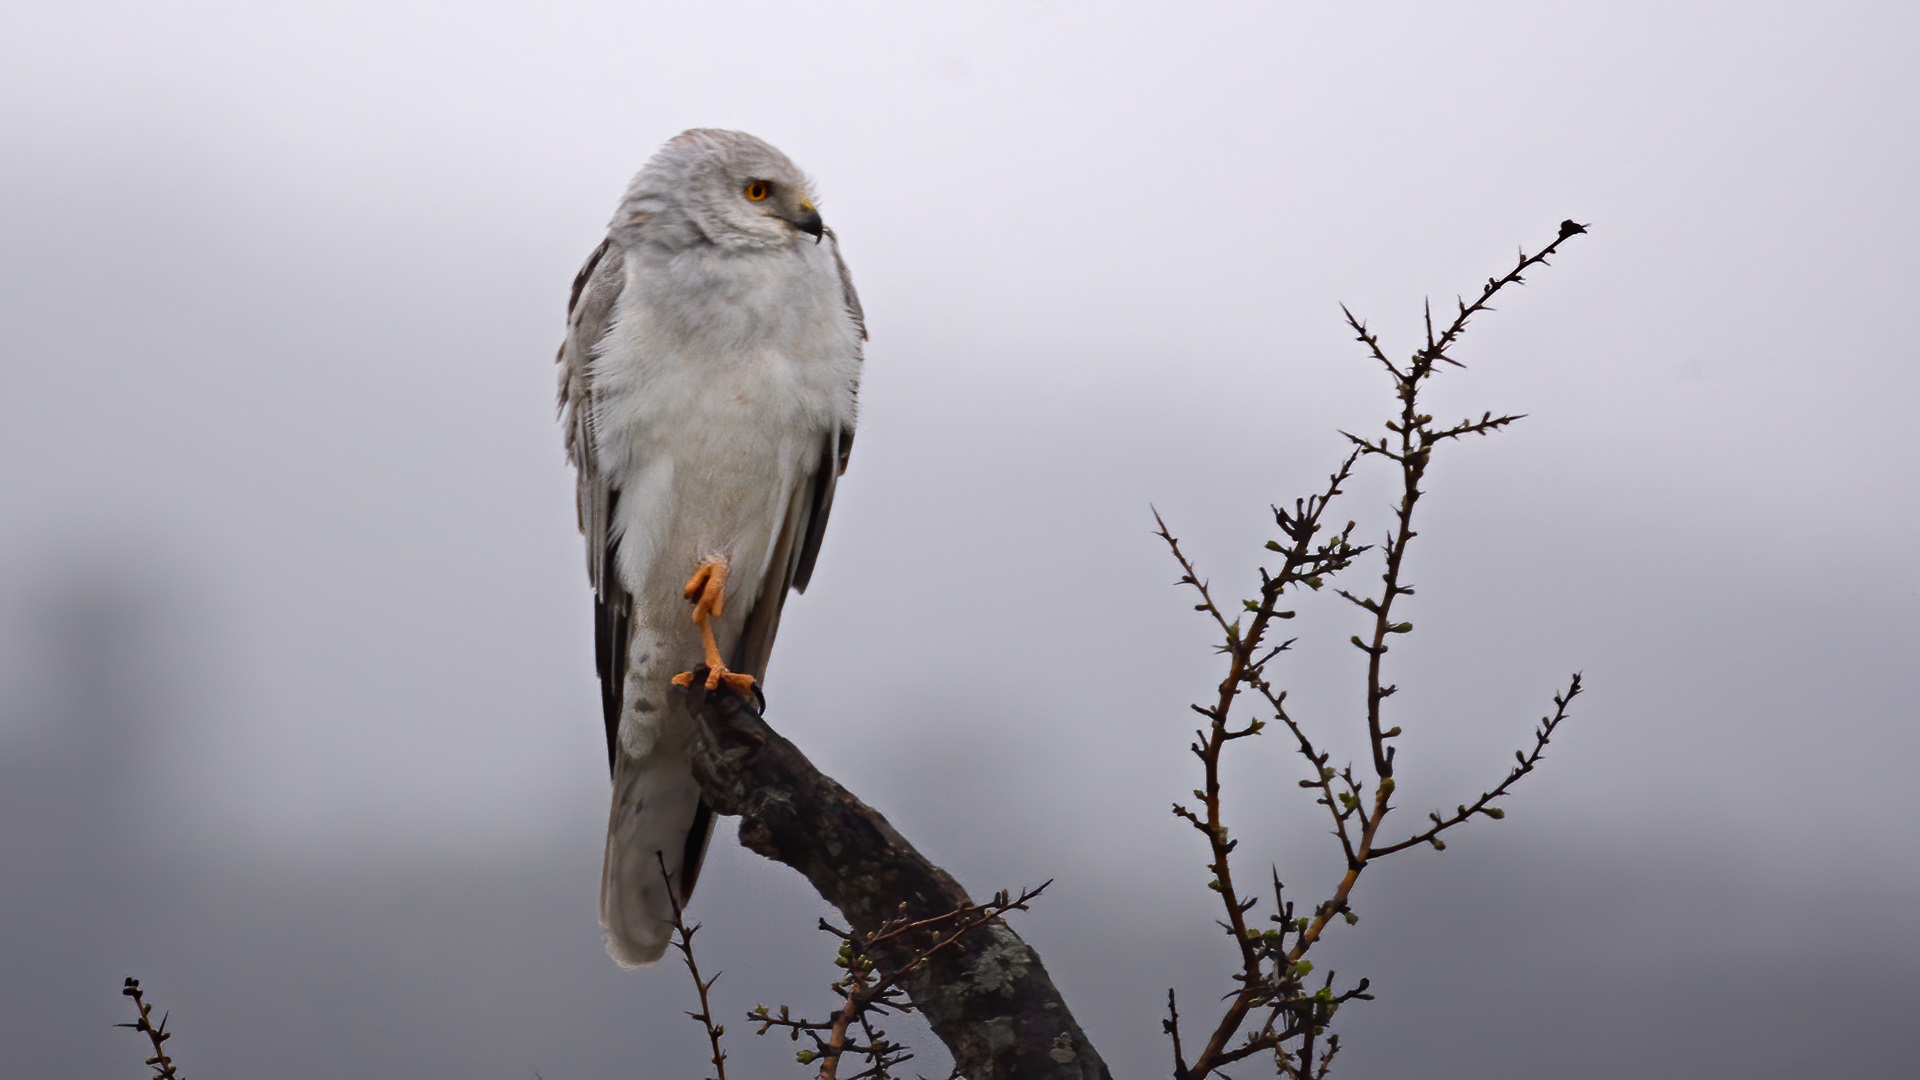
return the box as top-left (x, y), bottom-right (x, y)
top-left (3, 2), bottom-right (1917, 1077)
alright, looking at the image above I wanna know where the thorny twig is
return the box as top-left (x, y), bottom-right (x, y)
top-left (1368, 675), bottom-right (1583, 856)
top-left (1158, 220), bottom-right (1590, 1078)
top-left (661, 853), bottom-right (729, 1080)
top-left (117, 977), bottom-right (183, 1080)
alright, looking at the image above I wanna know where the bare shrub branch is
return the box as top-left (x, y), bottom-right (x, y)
top-left (1159, 220), bottom-right (1590, 1078)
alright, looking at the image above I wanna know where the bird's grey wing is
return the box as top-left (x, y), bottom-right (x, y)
top-left (567, 232), bottom-right (719, 965)
top-left (732, 231), bottom-right (866, 680)
top-left (557, 236), bottom-right (630, 775)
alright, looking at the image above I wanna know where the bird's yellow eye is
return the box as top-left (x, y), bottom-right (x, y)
top-left (744, 180), bottom-right (770, 202)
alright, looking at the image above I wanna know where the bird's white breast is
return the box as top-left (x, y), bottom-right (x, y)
top-left (588, 240), bottom-right (860, 627)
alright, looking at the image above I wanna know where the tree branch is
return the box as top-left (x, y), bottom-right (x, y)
top-left (680, 679), bottom-right (1111, 1080)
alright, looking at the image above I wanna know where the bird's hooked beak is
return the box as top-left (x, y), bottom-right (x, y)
top-left (791, 199), bottom-right (824, 243)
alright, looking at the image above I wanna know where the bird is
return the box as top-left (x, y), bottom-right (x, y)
top-left (556, 129), bottom-right (865, 967)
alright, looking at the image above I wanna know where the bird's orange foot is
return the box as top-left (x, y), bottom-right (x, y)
top-left (672, 556), bottom-right (758, 696)
top-left (671, 665), bottom-right (757, 695)
top-left (675, 661), bottom-right (756, 691)
top-left (681, 558), bottom-right (728, 619)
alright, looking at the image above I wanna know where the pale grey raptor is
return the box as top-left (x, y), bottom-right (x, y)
top-left (557, 129), bottom-right (865, 967)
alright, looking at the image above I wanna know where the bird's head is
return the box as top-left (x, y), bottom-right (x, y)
top-left (617, 128), bottom-right (826, 249)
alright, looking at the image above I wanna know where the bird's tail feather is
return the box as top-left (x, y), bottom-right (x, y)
top-left (600, 746), bottom-right (710, 967)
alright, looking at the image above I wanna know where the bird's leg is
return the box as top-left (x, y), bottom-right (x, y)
top-left (670, 556), bottom-right (756, 695)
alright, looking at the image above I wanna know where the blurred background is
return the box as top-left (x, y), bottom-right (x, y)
top-left (3, 2), bottom-right (1916, 1077)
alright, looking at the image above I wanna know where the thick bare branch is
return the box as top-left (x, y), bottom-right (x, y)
top-left (680, 680), bottom-right (1110, 1080)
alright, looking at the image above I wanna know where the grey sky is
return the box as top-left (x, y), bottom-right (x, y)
top-left (2, 2), bottom-right (1916, 1077)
